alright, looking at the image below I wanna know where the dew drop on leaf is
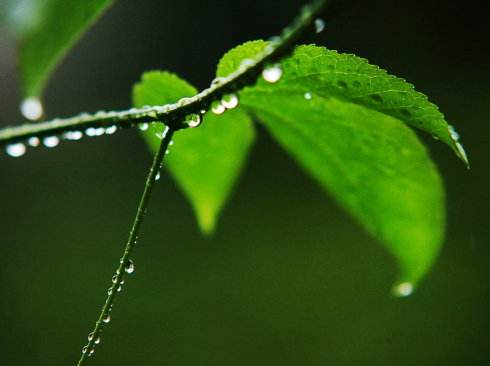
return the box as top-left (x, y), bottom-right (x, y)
top-left (139, 123), bottom-right (149, 131)
top-left (20, 97), bottom-right (44, 121)
top-left (221, 93), bottom-right (239, 109)
top-left (262, 64), bottom-right (283, 83)
top-left (6, 143), bottom-right (26, 158)
top-left (304, 92), bottom-right (313, 100)
top-left (392, 282), bottom-right (414, 297)
top-left (103, 314), bottom-right (111, 323)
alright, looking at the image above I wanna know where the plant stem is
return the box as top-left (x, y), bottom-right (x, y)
top-left (0, 0), bottom-right (329, 146)
top-left (76, 127), bottom-right (174, 365)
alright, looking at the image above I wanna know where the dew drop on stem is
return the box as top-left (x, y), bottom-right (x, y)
top-left (43, 136), bottom-right (60, 148)
top-left (221, 94), bottom-right (239, 109)
top-left (28, 137), bottom-right (40, 147)
top-left (103, 314), bottom-right (111, 323)
top-left (211, 100), bottom-right (226, 115)
top-left (125, 259), bottom-right (135, 274)
top-left (185, 113), bottom-right (201, 128)
top-left (6, 143), bottom-right (26, 158)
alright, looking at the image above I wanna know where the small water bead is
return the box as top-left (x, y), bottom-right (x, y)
top-left (20, 97), bottom-right (44, 121)
top-left (6, 143), bottom-right (26, 158)
top-left (139, 123), bottom-right (149, 131)
top-left (28, 137), bottom-right (40, 147)
top-left (262, 64), bottom-right (283, 83)
top-left (185, 113), bottom-right (201, 128)
top-left (211, 101), bottom-right (226, 115)
top-left (63, 131), bottom-right (83, 141)
top-left (107, 287), bottom-right (113, 296)
top-left (105, 125), bottom-right (117, 135)
top-left (221, 94), bottom-right (239, 109)
top-left (304, 92), bottom-right (312, 100)
top-left (314, 18), bottom-right (326, 33)
top-left (89, 349), bottom-right (95, 356)
top-left (43, 136), bottom-right (60, 148)
top-left (85, 127), bottom-right (105, 137)
top-left (102, 314), bottom-right (111, 323)
top-left (117, 285), bottom-right (123, 292)
top-left (82, 346), bottom-right (88, 354)
top-left (88, 332), bottom-right (100, 344)
top-left (112, 275), bottom-right (118, 284)
top-left (392, 282), bottom-right (414, 297)
top-left (155, 172), bottom-right (161, 181)
top-left (448, 125), bottom-right (460, 141)
top-left (124, 259), bottom-right (135, 274)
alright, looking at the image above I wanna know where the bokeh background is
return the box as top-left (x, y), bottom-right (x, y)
top-left (0, 0), bottom-right (489, 364)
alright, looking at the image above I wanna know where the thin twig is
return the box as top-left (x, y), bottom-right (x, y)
top-left (76, 127), bottom-right (174, 365)
top-left (0, 0), bottom-right (329, 146)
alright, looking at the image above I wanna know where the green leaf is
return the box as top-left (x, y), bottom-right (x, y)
top-left (2, 0), bottom-right (113, 98)
top-left (217, 41), bottom-right (468, 166)
top-left (217, 42), bottom-right (450, 288)
top-left (133, 71), bottom-right (255, 234)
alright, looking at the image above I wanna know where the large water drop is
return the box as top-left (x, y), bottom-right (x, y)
top-left (262, 64), bottom-right (283, 83)
top-left (20, 97), bottom-right (43, 121)
top-left (6, 143), bottom-right (26, 158)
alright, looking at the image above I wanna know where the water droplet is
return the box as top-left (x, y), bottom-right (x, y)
top-left (43, 136), bottom-right (60, 148)
top-left (221, 94), bottom-right (239, 109)
top-left (94, 337), bottom-right (100, 345)
top-left (304, 92), bottom-right (312, 100)
top-left (107, 287), bottom-right (113, 296)
top-left (262, 64), bottom-right (283, 83)
top-left (28, 137), bottom-right (40, 147)
top-left (112, 275), bottom-right (118, 284)
top-left (392, 282), bottom-right (414, 297)
top-left (155, 172), bottom-right (161, 181)
top-left (185, 113), bottom-right (201, 128)
top-left (63, 131), bottom-right (83, 141)
top-left (20, 97), bottom-right (43, 121)
top-left (89, 348), bottom-right (95, 356)
top-left (139, 123), bottom-right (149, 131)
top-left (103, 314), bottom-right (111, 323)
top-left (117, 285), bottom-right (123, 292)
top-left (124, 259), bottom-right (135, 274)
top-left (211, 101), bottom-right (226, 115)
top-left (314, 18), bottom-right (326, 33)
top-left (105, 125), bottom-right (117, 135)
top-left (448, 125), bottom-right (460, 141)
top-left (6, 143), bottom-right (26, 157)
top-left (82, 346), bottom-right (88, 354)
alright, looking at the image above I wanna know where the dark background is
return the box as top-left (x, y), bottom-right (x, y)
top-left (0, 0), bottom-right (489, 364)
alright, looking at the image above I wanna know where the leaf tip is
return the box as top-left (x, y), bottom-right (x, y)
top-left (195, 204), bottom-right (218, 236)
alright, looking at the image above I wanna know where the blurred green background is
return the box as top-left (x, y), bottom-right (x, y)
top-left (0, 0), bottom-right (488, 364)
